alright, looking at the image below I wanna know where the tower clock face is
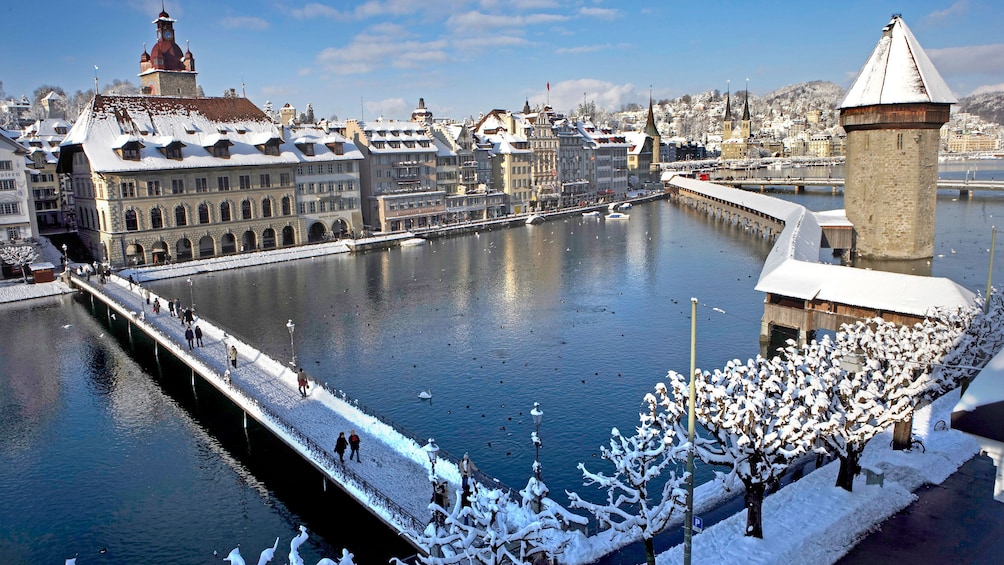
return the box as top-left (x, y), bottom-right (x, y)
top-left (164, 29), bottom-right (174, 41)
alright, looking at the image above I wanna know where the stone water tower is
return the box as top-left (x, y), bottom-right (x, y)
top-left (839, 15), bottom-right (955, 260)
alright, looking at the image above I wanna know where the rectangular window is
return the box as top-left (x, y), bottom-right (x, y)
top-left (0, 203), bottom-right (20, 214)
top-left (239, 175), bottom-right (251, 189)
top-left (0, 160), bottom-right (12, 170)
top-left (318, 201), bottom-right (324, 212)
top-left (260, 174), bottom-right (271, 188)
top-left (308, 183), bottom-right (315, 194)
top-left (297, 184), bottom-right (305, 194)
top-left (307, 165), bottom-right (313, 175)
top-left (280, 173), bottom-right (291, 186)
top-left (147, 180), bottom-right (162, 196)
top-left (346, 163), bottom-right (353, 172)
top-left (121, 181), bottom-right (136, 198)
top-left (0, 179), bottom-right (15, 191)
top-left (336, 163), bottom-right (343, 173)
top-left (298, 202), bottom-right (305, 214)
top-left (213, 145), bottom-right (230, 158)
top-left (337, 182), bottom-right (344, 192)
top-left (327, 164), bottom-right (334, 174)
top-left (217, 176), bottom-right (231, 191)
top-left (172, 179), bottom-right (185, 194)
top-left (195, 178), bottom-right (208, 192)
top-left (897, 133), bottom-right (904, 150)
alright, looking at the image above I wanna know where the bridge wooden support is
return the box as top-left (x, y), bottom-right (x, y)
top-left (795, 185), bottom-right (804, 194)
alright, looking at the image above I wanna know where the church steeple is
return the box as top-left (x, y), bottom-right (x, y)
top-left (723, 81), bottom-right (733, 139)
top-left (139, 3), bottom-right (198, 97)
top-left (644, 94), bottom-right (661, 167)
top-left (741, 78), bottom-right (751, 139)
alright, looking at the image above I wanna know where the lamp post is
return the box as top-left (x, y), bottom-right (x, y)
top-left (61, 243), bottom-right (68, 273)
top-left (187, 277), bottom-right (195, 311)
top-left (684, 297), bottom-right (697, 565)
top-left (531, 402), bottom-right (543, 480)
top-left (424, 437), bottom-right (440, 476)
top-left (286, 319), bottom-right (296, 367)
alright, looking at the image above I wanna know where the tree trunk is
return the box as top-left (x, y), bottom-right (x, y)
top-left (744, 482), bottom-right (765, 538)
top-left (835, 446), bottom-right (861, 492)
top-left (644, 536), bottom-right (656, 565)
top-left (892, 414), bottom-right (914, 451)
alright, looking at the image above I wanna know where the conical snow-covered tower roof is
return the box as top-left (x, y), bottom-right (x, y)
top-left (839, 15), bottom-right (956, 109)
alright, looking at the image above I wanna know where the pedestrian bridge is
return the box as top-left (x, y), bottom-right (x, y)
top-left (67, 271), bottom-right (506, 553)
top-left (714, 176), bottom-right (1004, 196)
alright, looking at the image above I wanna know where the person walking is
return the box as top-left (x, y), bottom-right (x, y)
top-left (229, 345), bottom-right (238, 368)
top-left (184, 307), bottom-right (194, 325)
top-left (152, 298), bottom-right (160, 315)
top-left (184, 325), bottom-right (195, 350)
top-left (460, 452), bottom-right (478, 490)
top-left (348, 430), bottom-right (361, 462)
top-left (334, 432), bottom-right (348, 463)
top-left (194, 324), bottom-right (203, 347)
top-left (297, 368), bottom-right (309, 398)
top-left (174, 298), bottom-right (182, 318)
top-left (168, 298), bottom-right (176, 317)
top-left (127, 274), bottom-right (135, 289)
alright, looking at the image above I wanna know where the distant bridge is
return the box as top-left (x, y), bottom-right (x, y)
top-left (714, 176), bottom-right (1004, 195)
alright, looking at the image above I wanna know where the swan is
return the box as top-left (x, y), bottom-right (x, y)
top-left (257, 537), bottom-right (279, 565)
top-left (224, 547), bottom-right (245, 565)
top-left (289, 525), bottom-right (308, 565)
top-left (418, 390), bottom-right (433, 400)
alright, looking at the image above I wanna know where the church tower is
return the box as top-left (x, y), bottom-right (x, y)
top-left (139, 6), bottom-right (199, 97)
top-left (411, 97), bottom-right (433, 126)
top-left (722, 83), bottom-right (733, 140)
top-left (644, 95), bottom-right (661, 170)
top-left (839, 15), bottom-right (955, 260)
top-left (740, 80), bottom-right (751, 140)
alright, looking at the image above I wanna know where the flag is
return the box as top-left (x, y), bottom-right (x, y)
top-left (547, 82), bottom-right (550, 91)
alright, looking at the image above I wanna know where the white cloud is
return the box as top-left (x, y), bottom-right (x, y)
top-left (316, 31), bottom-right (450, 74)
top-left (446, 10), bottom-right (569, 31)
top-left (297, 68), bottom-right (312, 77)
top-left (927, 44), bottom-right (1004, 76)
top-left (365, 97), bottom-right (411, 120)
top-left (220, 16), bottom-right (269, 30)
top-left (289, 2), bottom-right (346, 19)
top-left (529, 78), bottom-right (639, 113)
top-left (556, 43), bottom-right (630, 55)
top-left (924, 0), bottom-right (968, 25)
top-left (971, 83), bottom-right (1004, 96)
top-left (579, 7), bottom-right (620, 20)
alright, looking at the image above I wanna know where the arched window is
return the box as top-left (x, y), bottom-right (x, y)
top-left (150, 208), bottom-right (163, 229)
top-left (261, 197), bottom-right (273, 218)
top-left (220, 202), bottom-right (232, 222)
top-left (241, 199), bottom-right (252, 220)
top-left (198, 203), bottom-right (210, 224)
top-left (175, 205), bottom-right (187, 226)
top-left (281, 196), bottom-right (292, 216)
top-left (125, 209), bottom-right (138, 231)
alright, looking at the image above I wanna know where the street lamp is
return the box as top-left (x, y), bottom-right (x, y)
top-left (286, 319), bottom-right (296, 367)
top-left (187, 277), bottom-right (195, 311)
top-left (424, 437), bottom-right (440, 476)
top-left (61, 243), bottom-right (68, 273)
top-left (531, 401), bottom-right (543, 481)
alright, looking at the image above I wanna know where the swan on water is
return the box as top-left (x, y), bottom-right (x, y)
top-left (419, 390), bottom-right (433, 400)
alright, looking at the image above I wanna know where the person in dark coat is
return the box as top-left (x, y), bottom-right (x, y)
top-left (183, 308), bottom-right (194, 325)
top-left (184, 325), bottom-right (194, 349)
top-left (168, 298), bottom-right (175, 317)
top-left (334, 432), bottom-right (348, 463)
top-left (229, 345), bottom-right (238, 368)
top-left (349, 430), bottom-right (361, 462)
top-left (174, 298), bottom-right (182, 317)
top-left (194, 324), bottom-right (203, 347)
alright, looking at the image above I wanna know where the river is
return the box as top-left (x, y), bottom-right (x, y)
top-left (3, 161), bottom-right (1004, 563)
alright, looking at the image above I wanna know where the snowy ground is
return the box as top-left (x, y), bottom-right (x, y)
top-left (650, 391), bottom-right (980, 565)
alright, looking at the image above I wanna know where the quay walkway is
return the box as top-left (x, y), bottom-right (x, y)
top-left (68, 270), bottom-right (484, 552)
top-left (714, 176), bottom-right (1004, 195)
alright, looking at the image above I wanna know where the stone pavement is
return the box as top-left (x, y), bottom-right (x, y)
top-left (838, 453), bottom-right (1004, 564)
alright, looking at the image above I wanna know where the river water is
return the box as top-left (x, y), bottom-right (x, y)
top-left (3, 161), bottom-right (1004, 563)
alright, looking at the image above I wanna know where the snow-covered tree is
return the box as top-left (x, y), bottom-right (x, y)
top-left (940, 290), bottom-right (1004, 386)
top-left (413, 480), bottom-right (571, 565)
top-left (566, 406), bottom-right (689, 565)
top-left (304, 103), bottom-right (315, 124)
top-left (0, 245), bottom-right (39, 284)
top-left (659, 356), bottom-right (829, 538)
top-left (262, 100), bottom-right (275, 122)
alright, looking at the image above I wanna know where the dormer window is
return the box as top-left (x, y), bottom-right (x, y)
top-left (325, 142), bottom-right (344, 155)
top-left (296, 143), bottom-right (315, 157)
top-left (55, 126), bottom-right (67, 135)
top-left (212, 143), bottom-right (230, 158)
top-left (119, 141), bottom-right (143, 161)
top-left (159, 140), bottom-right (186, 161)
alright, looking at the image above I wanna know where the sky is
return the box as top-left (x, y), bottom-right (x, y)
top-left (2, 0), bottom-right (1003, 122)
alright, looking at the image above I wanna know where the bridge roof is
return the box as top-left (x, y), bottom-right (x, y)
top-left (840, 15), bottom-right (956, 109)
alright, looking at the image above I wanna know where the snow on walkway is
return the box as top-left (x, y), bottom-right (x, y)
top-left (652, 391), bottom-right (981, 565)
top-left (75, 272), bottom-right (464, 539)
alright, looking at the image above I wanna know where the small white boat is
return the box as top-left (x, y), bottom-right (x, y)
top-left (608, 202), bottom-right (619, 211)
top-left (401, 237), bottom-right (426, 246)
top-left (606, 212), bottom-right (630, 220)
top-left (526, 214), bottom-right (545, 225)
top-left (582, 210), bottom-right (601, 217)
top-left (619, 202), bottom-right (633, 210)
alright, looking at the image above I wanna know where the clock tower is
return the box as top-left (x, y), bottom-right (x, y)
top-left (139, 6), bottom-right (198, 97)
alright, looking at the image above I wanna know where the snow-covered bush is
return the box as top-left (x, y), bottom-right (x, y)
top-left (0, 245), bottom-right (39, 284)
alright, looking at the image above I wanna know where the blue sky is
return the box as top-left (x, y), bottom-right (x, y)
top-left (3, 0), bottom-right (1003, 122)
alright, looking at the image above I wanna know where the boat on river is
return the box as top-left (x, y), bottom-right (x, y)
top-left (401, 237), bottom-right (426, 247)
top-left (606, 211), bottom-right (629, 220)
top-left (582, 210), bottom-right (601, 217)
top-left (525, 214), bottom-right (545, 225)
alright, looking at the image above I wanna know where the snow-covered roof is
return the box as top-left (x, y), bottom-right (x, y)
top-left (952, 348), bottom-right (1004, 442)
top-left (840, 16), bottom-right (956, 109)
top-left (61, 95), bottom-right (299, 173)
top-left (664, 174), bottom-right (974, 317)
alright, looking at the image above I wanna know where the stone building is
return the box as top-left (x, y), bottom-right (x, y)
top-left (57, 95), bottom-right (302, 266)
top-left (0, 131), bottom-right (35, 243)
top-left (839, 15), bottom-right (955, 260)
top-left (288, 124), bottom-right (364, 241)
top-left (139, 8), bottom-right (198, 97)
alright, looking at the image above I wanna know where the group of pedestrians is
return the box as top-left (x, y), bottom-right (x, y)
top-left (333, 430), bottom-right (361, 463)
top-left (184, 324), bottom-right (203, 349)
